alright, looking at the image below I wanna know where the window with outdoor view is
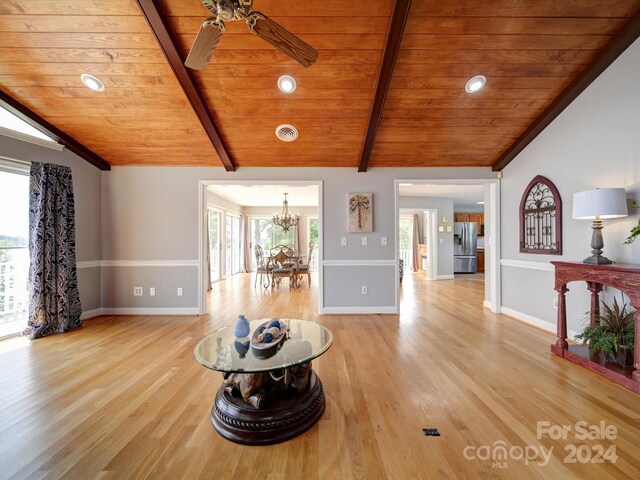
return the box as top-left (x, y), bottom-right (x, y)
top-left (0, 169), bottom-right (29, 337)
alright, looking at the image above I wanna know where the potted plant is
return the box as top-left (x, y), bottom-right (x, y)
top-left (575, 297), bottom-right (635, 367)
top-left (624, 220), bottom-right (640, 245)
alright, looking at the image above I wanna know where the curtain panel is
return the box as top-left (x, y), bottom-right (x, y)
top-left (412, 214), bottom-right (420, 272)
top-left (24, 162), bottom-right (82, 339)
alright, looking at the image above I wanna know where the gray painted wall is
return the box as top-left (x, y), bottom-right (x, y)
top-left (0, 134), bottom-right (102, 312)
top-left (399, 196), bottom-right (455, 278)
top-left (501, 37), bottom-right (640, 334)
top-left (102, 167), bottom-right (494, 311)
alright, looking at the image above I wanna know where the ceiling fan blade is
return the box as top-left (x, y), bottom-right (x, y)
top-left (185, 19), bottom-right (225, 70)
top-left (246, 12), bottom-right (319, 68)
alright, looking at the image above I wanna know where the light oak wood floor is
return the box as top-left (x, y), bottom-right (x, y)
top-left (1, 272), bottom-right (639, 479)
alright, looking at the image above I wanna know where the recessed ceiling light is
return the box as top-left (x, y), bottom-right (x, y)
top-left (80, 73), bottom-right (105, 92)
top-left (476, 201), bottom-right (485, 205)
top-left (465, 75), bottom-right (486, 94)
top-left (277, 75), bottom-right (297, 93)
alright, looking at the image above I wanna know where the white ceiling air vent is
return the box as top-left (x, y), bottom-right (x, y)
top-left (275, 124), bottom-right (298, 142)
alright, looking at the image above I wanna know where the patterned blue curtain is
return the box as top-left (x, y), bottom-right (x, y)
top-left (23, 162), bottom-right (82, 339)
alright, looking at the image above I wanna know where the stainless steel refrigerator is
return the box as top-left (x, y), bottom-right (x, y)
top-left (453, 222), bottom-right (478, 273)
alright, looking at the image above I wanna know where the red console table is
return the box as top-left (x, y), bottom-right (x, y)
top-left (551, 261), bottom-right (640, 394)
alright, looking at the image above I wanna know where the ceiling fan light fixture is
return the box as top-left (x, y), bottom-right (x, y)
top-left (465, 75), bottom-right (486, 94)
top-left (277, 75), bottom-right (297, 93)
top-left (275, 124), bottom-right (298, 142)
top-left (80, 73), bottom-right (105, 92)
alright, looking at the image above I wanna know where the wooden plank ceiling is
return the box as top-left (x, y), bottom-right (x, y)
top-left (0, 0), bottom-right (638, 169)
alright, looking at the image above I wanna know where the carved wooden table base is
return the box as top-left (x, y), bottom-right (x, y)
top-left (212, 368), bottom-right (325, 445)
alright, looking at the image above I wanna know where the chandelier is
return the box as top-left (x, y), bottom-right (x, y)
top-left (273, 193), bottom-right (300, 232)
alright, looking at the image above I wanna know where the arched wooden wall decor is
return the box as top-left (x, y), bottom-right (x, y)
top-left (519, 175), bottom-right (562, 254)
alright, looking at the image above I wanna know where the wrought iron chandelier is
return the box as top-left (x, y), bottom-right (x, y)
top-left (273, 193), bottom-right (300, 232)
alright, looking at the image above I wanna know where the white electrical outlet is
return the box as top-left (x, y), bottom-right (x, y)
top-left (361, 237), bottom-right (368, 246)
top-left (149, 287), bottom-right (156, 296)
top-left (341, 237), bottom-right (347, 246)
top-left (133, 286), bottom-right (143, 296)
top-left (361, 285), bottom-right (368, 295)
top-left (381, 236), bottom-right (387, 246)
top-left (177, 287), bottom-right (183, 297)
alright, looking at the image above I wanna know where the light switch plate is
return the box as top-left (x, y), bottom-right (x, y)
top-left (133, 286), bottom-right (143, 296)
top-left (381, 236), bottom-right (387, 246)
top-left (177, 287), bottom-right (183, 296)
top-left (341, 237), bottom-right (347, 246)
top-left (149, 287), bottom-right (155, 296)
top-left (361, 237), bottom-right (368, 246)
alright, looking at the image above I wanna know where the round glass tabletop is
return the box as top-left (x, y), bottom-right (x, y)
top-left (194, 318), bottom-right (333, 373)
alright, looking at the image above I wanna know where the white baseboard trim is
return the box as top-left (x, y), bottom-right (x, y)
top-left (483, 300), bottom-right (492, 310)
top-left (437, 275), bottom-right (455, 280)
top-left (500, 306), bottom-right (578, 339)
top-left (83, 307), bottom-right (199, 316)
top-left (320, 306), bottom-right (398, 315)
top-left (500, 259), bottom-right (554, 272)
top-left (80, 308), bottom-right (103, 320)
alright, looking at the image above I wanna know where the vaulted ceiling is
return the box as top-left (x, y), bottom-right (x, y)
top-left (0, 0), bottom-right (639, 171)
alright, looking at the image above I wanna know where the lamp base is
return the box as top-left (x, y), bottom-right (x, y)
top-left (583, 255), bottom-right (614, 265)
top-left (583, 219), bottom-right (615, 265)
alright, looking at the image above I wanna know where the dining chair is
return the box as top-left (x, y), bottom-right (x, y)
top-left (268, 246), bottom-right (295, 290)
top-left (295, 242), bottom-right (313, 287)
top-left (254, 244), bottom-right (269, 288)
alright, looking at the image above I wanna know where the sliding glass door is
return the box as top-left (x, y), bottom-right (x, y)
top-left (0, 169), bottom-right (30, 337)
top-left (225, 214), bottom-right (241, 276)
top-left (207, 208), bottom-right (221, 283)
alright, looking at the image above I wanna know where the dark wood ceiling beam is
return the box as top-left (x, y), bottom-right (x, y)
top-left (0, 90), bottom-right (111, 171)
top-left (136, 0), bottom-right (236, 172)
top-left (358, 0), bottom-right (412, 173)
top-left (492, 13), bottom-right (640, 172)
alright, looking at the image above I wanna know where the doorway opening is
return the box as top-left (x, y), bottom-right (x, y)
top-left (395, 179), bottom-right (500, 313)
top-left (198, 181), bottom-right (323, 315)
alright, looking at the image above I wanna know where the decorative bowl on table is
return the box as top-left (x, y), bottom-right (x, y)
top-left (251, 319), bottom-right (287, 358)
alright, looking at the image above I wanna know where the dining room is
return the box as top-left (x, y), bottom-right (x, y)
top-left (204, 183), bottom-right (320, 313)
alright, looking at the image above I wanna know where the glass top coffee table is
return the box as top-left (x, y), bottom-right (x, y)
top-left (194, 318), bottom-right (333, 445)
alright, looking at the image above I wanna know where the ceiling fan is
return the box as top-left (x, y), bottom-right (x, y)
top-left (185, 0), bottom-right (319, 70)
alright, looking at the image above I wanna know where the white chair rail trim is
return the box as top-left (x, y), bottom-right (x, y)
top-left (77, 260), bottom-right (199, 269)
top-left (500, 259), bottom-right (554, 272)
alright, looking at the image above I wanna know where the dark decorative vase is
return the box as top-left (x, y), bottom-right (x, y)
top-left (615, 347), bottom-right (632, 368)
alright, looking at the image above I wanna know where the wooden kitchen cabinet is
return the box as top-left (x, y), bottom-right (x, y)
top-left (455, 212), bottom-right (484, 235)
top-left (477, 249), bottom-right (485, 273)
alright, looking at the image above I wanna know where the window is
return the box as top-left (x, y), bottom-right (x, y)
top-left (307, 216), bottom-right (319, 269)
top-left (399, 216), bottom-right (414, 270)
top-left (0, 168), bottom-right (30, 337)
top-left (0, 106), bottom-right (62, 150)
top-left (225, 215), bottom-right (241, 276)
top-left (207, 208), bottom-right (221, 283)
top-left (250, 218), bottom-right (294, 267)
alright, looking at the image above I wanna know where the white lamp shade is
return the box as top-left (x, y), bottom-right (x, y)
top-left (572, 188), bottom-right (628, 219)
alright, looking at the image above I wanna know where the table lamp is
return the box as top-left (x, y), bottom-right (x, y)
top-left (572, 188), bottom-right (628, 264)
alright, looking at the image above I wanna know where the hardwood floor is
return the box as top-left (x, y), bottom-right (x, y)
top-left (1, 272), bottom-right (639, 479)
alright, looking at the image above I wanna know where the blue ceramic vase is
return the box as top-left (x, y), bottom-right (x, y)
top-left (234, 315), bottom-right (250, 338)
